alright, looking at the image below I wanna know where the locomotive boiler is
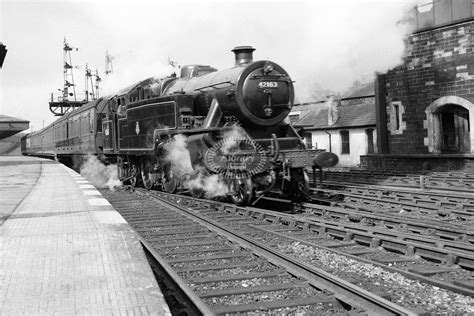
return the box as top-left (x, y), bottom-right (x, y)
top-left (22, 46), bottom-right (338, 205)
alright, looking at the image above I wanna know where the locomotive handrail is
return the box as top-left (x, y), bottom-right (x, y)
top-left (194, 80), bottom-right (234, 91)
top-left (250, 74), bottom-right (290, 80)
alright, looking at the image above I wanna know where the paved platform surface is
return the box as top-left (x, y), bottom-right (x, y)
top-left (0, 156), bottom-right (171, 315)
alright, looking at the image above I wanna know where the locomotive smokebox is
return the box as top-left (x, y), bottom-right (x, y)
top-left (232, 46), bottom-right (255, 66)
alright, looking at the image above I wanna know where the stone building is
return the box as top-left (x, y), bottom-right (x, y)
top-left (362, 0), bottom-right (474, 171)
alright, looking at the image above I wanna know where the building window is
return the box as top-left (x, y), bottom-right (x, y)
top-left (394, 104), bottom-right (400, 130)
top-left (366, 129), bottom-right (374, 154)
top-left (340, 130), bottom-right (350, 154)
top-left (304, 132), bottom-right (313, 149)
top-left (389, 101), bottom-right (405, 134)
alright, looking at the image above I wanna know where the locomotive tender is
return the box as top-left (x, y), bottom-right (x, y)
top-left (22, 46), bottom-right (338, 205)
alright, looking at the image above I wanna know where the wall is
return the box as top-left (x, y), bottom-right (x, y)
top-left (0, 133), bottom-right (22, 155)
top-left (309, 128), bottom-right (376, 167)
top-left (383, 20), bottom-right (474, 154)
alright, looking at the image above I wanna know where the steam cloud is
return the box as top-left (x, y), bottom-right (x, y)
top-left (293, 1), bottom-right (417, 101)
top-left (220, 125), bottom-right (249, 154)
top-left (80, 154), bottom-right (122, 191)
top-left (88, 1), bottom-right (417, 103)
top-left (163, 134), bottom-right (194, 177)
top-left (163, 134), bottom-right (229, 198)
top-left (184, 172), bottom-right (229, 198)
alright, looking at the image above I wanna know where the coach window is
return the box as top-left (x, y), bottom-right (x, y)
top-left (340, 130), bottom-right (350, 154)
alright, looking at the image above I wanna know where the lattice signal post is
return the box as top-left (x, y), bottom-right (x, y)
top-left (49, 38), bottom-right (87, 116)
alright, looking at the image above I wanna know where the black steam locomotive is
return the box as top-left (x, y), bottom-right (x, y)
top-left (22, 46), bottom-right (338, 205)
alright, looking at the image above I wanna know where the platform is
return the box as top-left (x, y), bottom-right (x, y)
top-left (0, 156), bottom-right (171, 315)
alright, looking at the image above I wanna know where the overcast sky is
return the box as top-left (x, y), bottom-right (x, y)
top-left (0, 0), bottom-right (415, 131)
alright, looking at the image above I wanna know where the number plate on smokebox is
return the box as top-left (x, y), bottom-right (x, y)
top-left (258, 81), bottom-right (279, 89)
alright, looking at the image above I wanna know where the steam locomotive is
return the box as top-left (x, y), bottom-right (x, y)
top-left (21, 46), bottom-right (338, 205)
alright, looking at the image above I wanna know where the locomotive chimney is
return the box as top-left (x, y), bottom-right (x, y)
top-left (232, 46), bottom-right (255, 66)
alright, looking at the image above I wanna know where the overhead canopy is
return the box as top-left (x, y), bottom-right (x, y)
top-left (0, 115), bottom-right (29, 140)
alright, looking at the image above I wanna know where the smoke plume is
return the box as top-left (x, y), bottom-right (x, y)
top-left (220, 125), bottom-right (249, 154)
top-left (80, 154), bottom-right (122, 191)
top-left (163, 134), bottom-right (194, 177)
top-left (163, 134), bottom-right (229, 198)
top-left (184, 172), bottom-right (229, 198)
top-left (88, 1), bottom-right (417, 103)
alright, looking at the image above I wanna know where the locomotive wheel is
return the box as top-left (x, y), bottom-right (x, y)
top-left (300, 170), bottom-right (310, 196)
top-left (161, 164), bottom-right (177, 193)
top-left (229, 178), bottom-right (253, 206)
top-left (286, 169), bottom-right (310, 201)
top-left (130, 165), bottom-right (139, 187)
top-left (141, 171), bottom-right (154, 190)
top-left (163, 178), bottom-right (177, 193)
top-left (190, 188), bottom-right (204, 199)
top-left (140, 161), bottom-right (155, 190)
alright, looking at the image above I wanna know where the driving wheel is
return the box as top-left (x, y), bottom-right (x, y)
top-left (229, 178), bottom-right (253, 206)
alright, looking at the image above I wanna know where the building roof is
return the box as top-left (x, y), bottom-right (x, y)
top-left (0, 114), bottom-right (29, 123)
top-left (293, 100), bottom-right (376, 130)
top-left (0, 114), bottom-right (30, 140)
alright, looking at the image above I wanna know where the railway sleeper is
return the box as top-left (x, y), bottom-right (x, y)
top-left (161, 246), bottom-right (233, 257)
top-left (211, 296), bottom-right (339, 316)
top-left (132, 219), bottom-right (193, 227)
top-left (155, 239), bottom-right (223, 248)
top-left (146, 232), bottom-right (217, 243)
top-left (408, 265), bottom-right (460, 276)
top-left (300, 222), bottom-right (474, 269)
top-left (140, 227), bottom-right (208, 236)
top-left (166, 252), bottom-right (249, 264)
top-left (309, 216), bottom-right (473, 251)
top-left (175, 260), bottom-right (263, 273)
top-left (197, 281), bottom-right (306, 298)
top-left (187, 271), bottom-right (286, 284)
top-left (453, 279), bottom-right (474, 290)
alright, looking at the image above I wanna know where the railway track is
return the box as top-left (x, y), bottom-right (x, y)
top-left (311, 187), bottom-right (474, 218)
top-left (100, 188), bottom-right (474, 315)
top-left (319, 173), bottom-right (474, 194)
top-left (310, 202), bottom-right (473, 241)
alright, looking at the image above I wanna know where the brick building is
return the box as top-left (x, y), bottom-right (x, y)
top-left (362, 0), bottom-right (474, 171)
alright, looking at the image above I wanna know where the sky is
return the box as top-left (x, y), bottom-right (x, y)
top-left (0, 0), bottom-right (416, 132)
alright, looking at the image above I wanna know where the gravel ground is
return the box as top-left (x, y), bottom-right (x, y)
top-left (179, 262), bottom-right (276, 280)
top-left (170, 256), bottom-right (256, 269)
top-left (190, 275), bottom-right (295, 292)
top-left (281, 242), bottom-right (474, 313)
top-left (244, 303), bottom-right (348, 316)
top-left (203, 287), bottom-right (322, 306)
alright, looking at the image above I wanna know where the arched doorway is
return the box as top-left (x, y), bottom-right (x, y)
top-left (437, 105), bottom-right (470, 153)
top-left (425, 96), bottom-right (473, 154)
